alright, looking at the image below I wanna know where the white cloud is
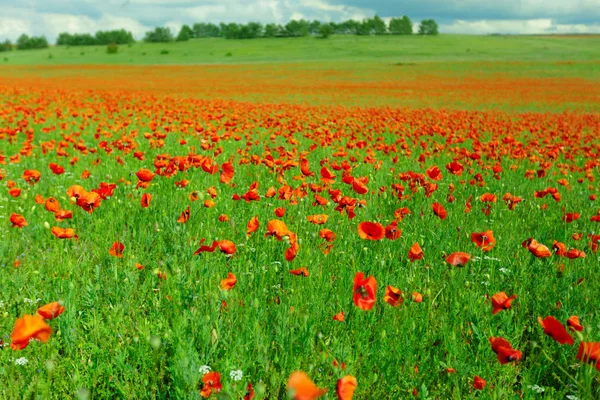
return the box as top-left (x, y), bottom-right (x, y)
top-left (0, 0), bottom-right (598, 41)
top-left (441, 18), bottom-right (600, 35)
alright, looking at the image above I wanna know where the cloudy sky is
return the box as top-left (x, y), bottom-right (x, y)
top-left (1, 0), bottom-right (599, 42)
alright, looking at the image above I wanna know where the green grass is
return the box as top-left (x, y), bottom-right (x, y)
top-left (1, 34), bottom-right (600, 400)
top-left (2, 34), bottom-right (600, 65)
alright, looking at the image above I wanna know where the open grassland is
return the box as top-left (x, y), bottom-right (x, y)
top-left (1, 35), bottom-right (600, 399)
top-left (3, 35), bottom-right (600, 65)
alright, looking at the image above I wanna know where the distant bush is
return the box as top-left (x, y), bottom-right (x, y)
top-left (419, 19), bottom-right (439, 35)
top-left (16, 34), bottom-right (49, 50)
top-left (0, 39), bottom-right (13, 52)
top-left (389, 16), bottom-right (413, 35)
top-left (160, 49), bottom-right (169, 55)
top-left (106, 43), bottom-right (118, 54)
top-left (56, 30), bottom-right (134, 46)
top-left (319, 24), bottom-right (333, 39)
top-left (176, 25), bottom-right (194, 42)
top-left (144, 27), bottom-right (174, 43)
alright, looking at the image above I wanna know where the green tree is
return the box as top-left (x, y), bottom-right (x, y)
top-left (0, 39), bottom-right (12, 52)
top-left (285, 19), bottom-right (309, 37)
top-left (176, 24), bottom-right (194, 41)
top-left (372, 15), bottom-right (387, 34)
top-left (16, 34), bottom-right (48, 50)
top-left (143, 27), bottom-right (174, 43)
top-left (418, 19), bottom-right (439, 35)
top-left (95, 29), bottom-right (135, 45)
top-left (264, 23), bottom-right (281, 38)
top-left (389, 16), bottom-right (413, 35)
top-left (192, 23), bottom-right (220, 38)
top-left (309, 20), bottom-right (321, 35)
top-left (56, 32), bottom-right (73, 46)
top-left (318, 24), bottom-right (333, 39)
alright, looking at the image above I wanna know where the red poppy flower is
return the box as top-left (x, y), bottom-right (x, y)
top-left (177, 205), bottom-right (190, 223)
top-left (287, 371), bottom-right (326, 400)
top-left (45, 197), bottom-right (60, 213)
top-left (480, 193), bottom-right (497, 202)
top-left (384, 221), bottom-right (402, 240)
top-left (411, 292), bottom-right (423, 303)
top-left (538, 316), bottom-right (574, 345)
top-left (473, 376), bottom-right (486, 390)
top-left (471, 230), bottom-right (496, 252)
top-left (445, 252), bottom-right (471, 267)
top-left (351, 178), bottom-right (368, 195)
top-left (562, 212), bottom-right (580, 223)
top-left (109, 241), bottom-right (124, 257)
top-left (141, 193), bottom-right (152, 208)
top-left (464, 195), bottom-right (472, 213)
top-left (336, 376), bottom-right (357, 400)
top-left (431, 202), bottom-right (447, 220)
top-left (246, 216), bottom-right (259, 237)
top-left (217, 240), bottom-right (236, 255)
top-left (357, 222), bottom-right (385, 240)
top-left (384, 285), bottom-right (404, 307)
top-left (576, 342), bottom-right (600, 371)
top-left (489, 337), bottom-right (522, 364)
top-left (203, 199), bottom-right (215, 208)
top-left (265, 219), bottom-right (290, 240)
top-left (446, 161), bottom-right (464, 176)
top-left (353, 272), bottom-right (377, 311)
top-left (565, 249), bottom-right (585, 259)
top-left (49, 163), bottom-right (65, 175)
top-left (567, 316), bottom-right (584, 332)
top-left (23, 169), bottom-right (41, 184)
top-left (8, 188), bottom-right (21, 197)
top-left (319, 228), bottom-right (336, 242)
top-left (320, 167), bottom-right (336, 184)
top-left (426, 165), bottom-right (442, 181)
top-left (54, 210), bottom-right (73, 222)
top-left (219, 162), bottom-right (235, 184)
top-left (290, 267), bottom-right (309, 277)
top-left (51, 227), bottom-right (75, 239)
top-left (34, 194), bottom-right (45, 204)
top-left (307, 214), bottom-right (328, 225)
top-left (220, 272), bottom-right (237, 290)
top-left (10, 314), bottom-right (52, 350)
top-left (524, 238), bottom-right (552, 258)
top-left (491, 292), bottom-right (517, 314)
top-left (200, 371), bottom-right (222, 398)
top-left (333, 311), bottom-right (345, 321)
top-left (552, 240), bottom-right (567, 256)
top-left (66, 184), bottom-right (86, 199)
top-left (10, 213), bottom-right (27, 228)
top-left (37, 302), bottom-right (65, 320)
top-left (206, 186), bottom-right (217, 199)
top-left (136, 168), bottom-right (155, 182)
top-left (76, 191), bottom-right (102, 213)
top-left (244, 383), bottom-right (255, 400)
top-left (408, 243), bottom-right (424, 262)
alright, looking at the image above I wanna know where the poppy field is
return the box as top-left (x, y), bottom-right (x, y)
top-left (1, 52), bottom-right (600, 399)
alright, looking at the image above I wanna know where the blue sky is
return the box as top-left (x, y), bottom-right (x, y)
top-left (1, 0), bottom-right (599, 42)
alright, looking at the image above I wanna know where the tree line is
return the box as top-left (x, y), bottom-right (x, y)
top-left (150, 16), bottom-right (438, 42)
top-left (0, 16), bottom-right (438, 51)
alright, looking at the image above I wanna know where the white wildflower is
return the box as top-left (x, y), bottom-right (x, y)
top-left (528, 384), bottom-right (545, 394)
top-left (199, 365), bottom-right (211, 375)
top-left (230, 369), bottom-right (243, 381)
top-left (15, 357), bottom-right (28, 366)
